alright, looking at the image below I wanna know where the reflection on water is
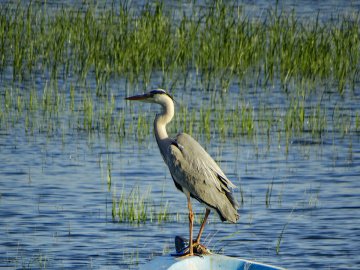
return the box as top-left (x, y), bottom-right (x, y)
top-left (1, 1), bottom-right (360, 270)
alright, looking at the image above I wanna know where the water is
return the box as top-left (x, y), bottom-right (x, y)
top-left (1, 0), bottom-right (360, 269)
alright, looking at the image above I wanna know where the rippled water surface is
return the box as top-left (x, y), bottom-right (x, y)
top-left (1, 1), bottom-right (360, 269)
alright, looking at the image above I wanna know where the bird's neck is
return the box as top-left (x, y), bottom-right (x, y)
top-left (154, 101), bottom-right (174, 159)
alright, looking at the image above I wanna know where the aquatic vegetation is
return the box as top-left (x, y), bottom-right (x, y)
top-left (111, 182), bottom-right (170, 224)
top-left (265, 178), bottom-right (274, 207)
top-left (7, 2), bottom-right (359, 91)
top-left (0, 0), bottom-right (358, 146)
top-left (0, 1), bottom-right (359, 268)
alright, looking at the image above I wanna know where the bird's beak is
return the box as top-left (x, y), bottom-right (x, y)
top-left (124, 94), bottom-right (148, 101)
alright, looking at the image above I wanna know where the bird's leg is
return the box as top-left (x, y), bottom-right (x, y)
top-left (174, 201), bottom-right (210, 258)
top-left (174, 197), bottom-right (195, 259)
top-left (195, 209), bottom-right (210, 244)
top-left (187, 197), bottom-right (194, 256)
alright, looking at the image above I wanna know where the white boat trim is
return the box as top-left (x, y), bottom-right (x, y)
top-left (138, 253), bottom-right (286, 270)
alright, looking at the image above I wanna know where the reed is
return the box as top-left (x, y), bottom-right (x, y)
top-left (111, 181), bottom-right (170, 225)
top-left (1, 1), bottom-right (358, 89)
top-left (265, 178), bottom-right (274, 206)
top-left (0, 1), bottom-right (358, 148)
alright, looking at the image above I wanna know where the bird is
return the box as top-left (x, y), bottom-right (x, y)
top-left (125, 89), bottom-right (239, 257)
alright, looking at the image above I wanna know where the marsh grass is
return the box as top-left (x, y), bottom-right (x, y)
top-left (111, 182), bottom-right (170, 224)
top-left (1, 1), bottom-right (359, 86)
top-left (265, 178), bottom-right (274, 207)
top-left (276, 206), bottom-right (308, 255)
top-left (0, 1), bottom-right (358, 145)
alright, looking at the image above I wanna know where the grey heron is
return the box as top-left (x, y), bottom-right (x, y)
top-left (125, 89), bottom-right (239, 257)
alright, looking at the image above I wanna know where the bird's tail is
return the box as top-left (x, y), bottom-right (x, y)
top-left (216, 191), bottom-right (240, 223)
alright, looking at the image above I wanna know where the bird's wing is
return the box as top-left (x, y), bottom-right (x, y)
top-left (165, 133), bottom-right (239, 213)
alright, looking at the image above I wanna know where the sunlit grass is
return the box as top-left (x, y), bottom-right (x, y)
top-left (111, 182), bottom-right (170, 225)
top-left (0, 0), bottom-right (358, 146)
top-left (1, 1), bottom-right (359, 89)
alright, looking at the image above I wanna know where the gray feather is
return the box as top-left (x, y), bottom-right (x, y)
top-left (165, 133), bottom-right (239, 223)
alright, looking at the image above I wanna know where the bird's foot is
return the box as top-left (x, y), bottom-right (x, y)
top-left (173, 250), bottom-right (202, 259)
top-left (192, 242), bottom-right (211, 255)
top-left (172, 236), bottom-right (211, 259)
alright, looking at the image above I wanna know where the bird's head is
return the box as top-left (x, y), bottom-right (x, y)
top-left (125, 89), bottom-right (174, 105)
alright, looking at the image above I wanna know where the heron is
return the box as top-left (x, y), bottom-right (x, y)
top-left (125, 89), bottom-right (239, 257)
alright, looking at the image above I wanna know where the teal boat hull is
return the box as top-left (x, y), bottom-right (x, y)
top-left (138, 254), bottom-right (286, 270)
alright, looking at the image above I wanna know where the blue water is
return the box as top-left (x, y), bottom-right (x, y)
top-left (1, 1), bottom-right (360, 269)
